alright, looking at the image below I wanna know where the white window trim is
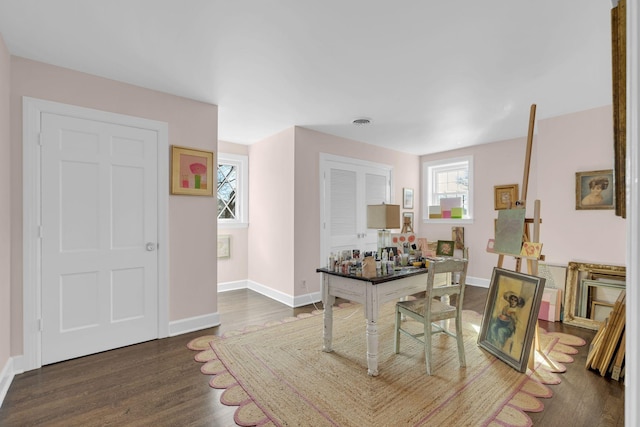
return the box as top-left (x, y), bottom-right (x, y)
top-left (218, 152), bottom-right (248, 228)
top-left (422, 155), bottom-right (474, 224)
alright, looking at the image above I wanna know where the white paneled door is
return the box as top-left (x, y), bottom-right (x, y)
top-left (40, 113), bottom-right (159, 365)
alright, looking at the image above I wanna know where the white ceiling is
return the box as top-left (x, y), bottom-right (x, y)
top-left (0, 1), bottom-right (613, 155)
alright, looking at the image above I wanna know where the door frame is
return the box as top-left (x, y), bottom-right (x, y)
top-left (22, 97), bottom-right (169, 371)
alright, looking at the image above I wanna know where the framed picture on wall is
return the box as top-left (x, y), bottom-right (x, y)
top-left (575, 169), bottom-right (614, 210)
top-left (494, 184), bottom-right (519, 210)
top-left (403, 188), bottom-right (414, 209)
top-left (478, 268), bottom-right (546, 372)
top-left (171, 145), bottom-right (215, 196)
top-left (217, 235), bottom-right (231, 258)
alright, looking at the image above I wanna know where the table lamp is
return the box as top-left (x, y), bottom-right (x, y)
top-left (367, 203), bottom-right (401, 250)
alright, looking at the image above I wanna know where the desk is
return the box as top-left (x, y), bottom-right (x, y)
top-left (316, 267), bottom-right (429, 376)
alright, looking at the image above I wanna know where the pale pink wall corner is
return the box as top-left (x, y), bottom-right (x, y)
top-left (247, 128), bottom-right (296, 295)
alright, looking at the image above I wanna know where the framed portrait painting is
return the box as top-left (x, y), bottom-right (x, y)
top-left (478, 268), bottom-right (546, 372)
top-left (575, 169), bottom-right (614, 210)
top-left (171, 145), bottom-right (215, 196)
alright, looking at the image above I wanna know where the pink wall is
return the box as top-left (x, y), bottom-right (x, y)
top-left (222, 106), bottom-right (621, 302)
top-left (419, 136), bottom-right (531, 282)
top-left (537, 106), bottom-right (625, 265)
top-left (420, 105), bottom-right (625, 283)
top-left (0, 35), bottom-right (11, 374)
top-left (217, 141), bottom-right (249, 284)
top-left (9, 57), bottom-right (218, 354)
top-left (248, 128), bottom-right (296, 294)
top-left (293, 127), bottom-right (420, 295)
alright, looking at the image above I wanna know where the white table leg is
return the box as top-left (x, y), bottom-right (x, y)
top-left (366, 319), bottom-right (379, 376)
top-left (322, 274), bottom-right (335, 352)
top-left (323, 300), bottom-right (334, 352)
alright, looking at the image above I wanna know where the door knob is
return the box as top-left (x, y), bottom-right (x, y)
top-left (146, 242), bottom-right (156, 251)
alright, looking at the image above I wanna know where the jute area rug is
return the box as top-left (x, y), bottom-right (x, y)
top-left (187, 302), bottom-right (585, 427)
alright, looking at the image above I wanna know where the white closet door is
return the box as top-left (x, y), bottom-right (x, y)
top-left (321, 155), bottom-right (392, 262)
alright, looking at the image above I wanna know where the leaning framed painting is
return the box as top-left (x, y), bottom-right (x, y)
top-left (436, 240), bottom-right (455, 257)
top-left (575, 169), bottom-right (614, 210)
top-left (171, 145), bottom-right (215, 196)
top-left (478, 268), bottom-right (546, 372)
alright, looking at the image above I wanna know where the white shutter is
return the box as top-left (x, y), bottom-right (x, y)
top-left (330, 169), bottom-right (357, 237)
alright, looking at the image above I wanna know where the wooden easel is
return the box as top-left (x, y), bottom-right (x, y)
top-left (401, 216), bottom-right (414, 234)
top-left (494, 104), bottom-right (560, 371)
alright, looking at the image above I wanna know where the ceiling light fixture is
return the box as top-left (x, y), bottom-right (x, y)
top-left (352, 117), bottom-right (372, 126)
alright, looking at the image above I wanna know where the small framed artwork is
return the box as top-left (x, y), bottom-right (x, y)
top-left (217, 235), bottom-right (231, 258)
top-left (171, 145), bottom-right (215, 196)
top-left (519, 241), bottom-right (543, 259)
top-left (403, 188), bottom-right (414, 209)
top-left (452, 226), bottom-right (464, 250)
top-left (575, 169), bottom-right (614, 210)
top-left (478, 268), bottom-right (546, 372)
top-left (436, 240), bottom-right (455, 257)
top-left (494, 184), bottom-right (519, 210)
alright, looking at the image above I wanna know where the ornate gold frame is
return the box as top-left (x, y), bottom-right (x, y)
top-left (563, 262), bottom-right (626, 330)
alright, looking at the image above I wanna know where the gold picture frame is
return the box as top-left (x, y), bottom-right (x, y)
top-left (494, 184), bottom-right (519, 210)
top-left (563, 262), bottom-right (626, 330)
top-left (171, 145), bottom-right (215, 196)
top-left (575, 170), bottom-right (614, 210)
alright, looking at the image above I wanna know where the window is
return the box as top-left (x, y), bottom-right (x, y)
top-left (217, 153), bottom-right (248, 227)
top-left (422, 155), bottom-right (473, 223)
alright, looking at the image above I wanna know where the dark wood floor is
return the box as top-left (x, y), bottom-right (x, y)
top-left (0, 286), bottom-right (625, 426)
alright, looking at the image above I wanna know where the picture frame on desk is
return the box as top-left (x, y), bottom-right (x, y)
top-left (478, 268), bottom-right (546, 373)
top-left (435, 240), bottom-right (455, 257)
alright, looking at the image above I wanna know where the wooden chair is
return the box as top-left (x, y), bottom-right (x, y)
top-left (394, 258), bottom-right (469, 375)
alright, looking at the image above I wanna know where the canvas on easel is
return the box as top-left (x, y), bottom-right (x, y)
top-left (493, 209), bottom-right (526, 255)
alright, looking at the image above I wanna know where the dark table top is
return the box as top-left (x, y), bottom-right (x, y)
top-left (316, 266), bottom-right (428, 285)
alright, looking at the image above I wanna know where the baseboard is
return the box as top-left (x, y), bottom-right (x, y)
top-left (168, 312), bottom-right (221, 337)
top-left (293, 290), bottom-right (322, 308)
top-left (246, 280), bottom-right (295, 306)
top-left (218, 279), bottom-right (250, 292)
top-left (466, 275), bottom-right (489, 288)
top-left (0, 356), bottom-right (18, 408)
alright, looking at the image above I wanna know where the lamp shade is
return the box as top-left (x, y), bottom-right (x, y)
top-left (367, 204), bottom-right (401, 229)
